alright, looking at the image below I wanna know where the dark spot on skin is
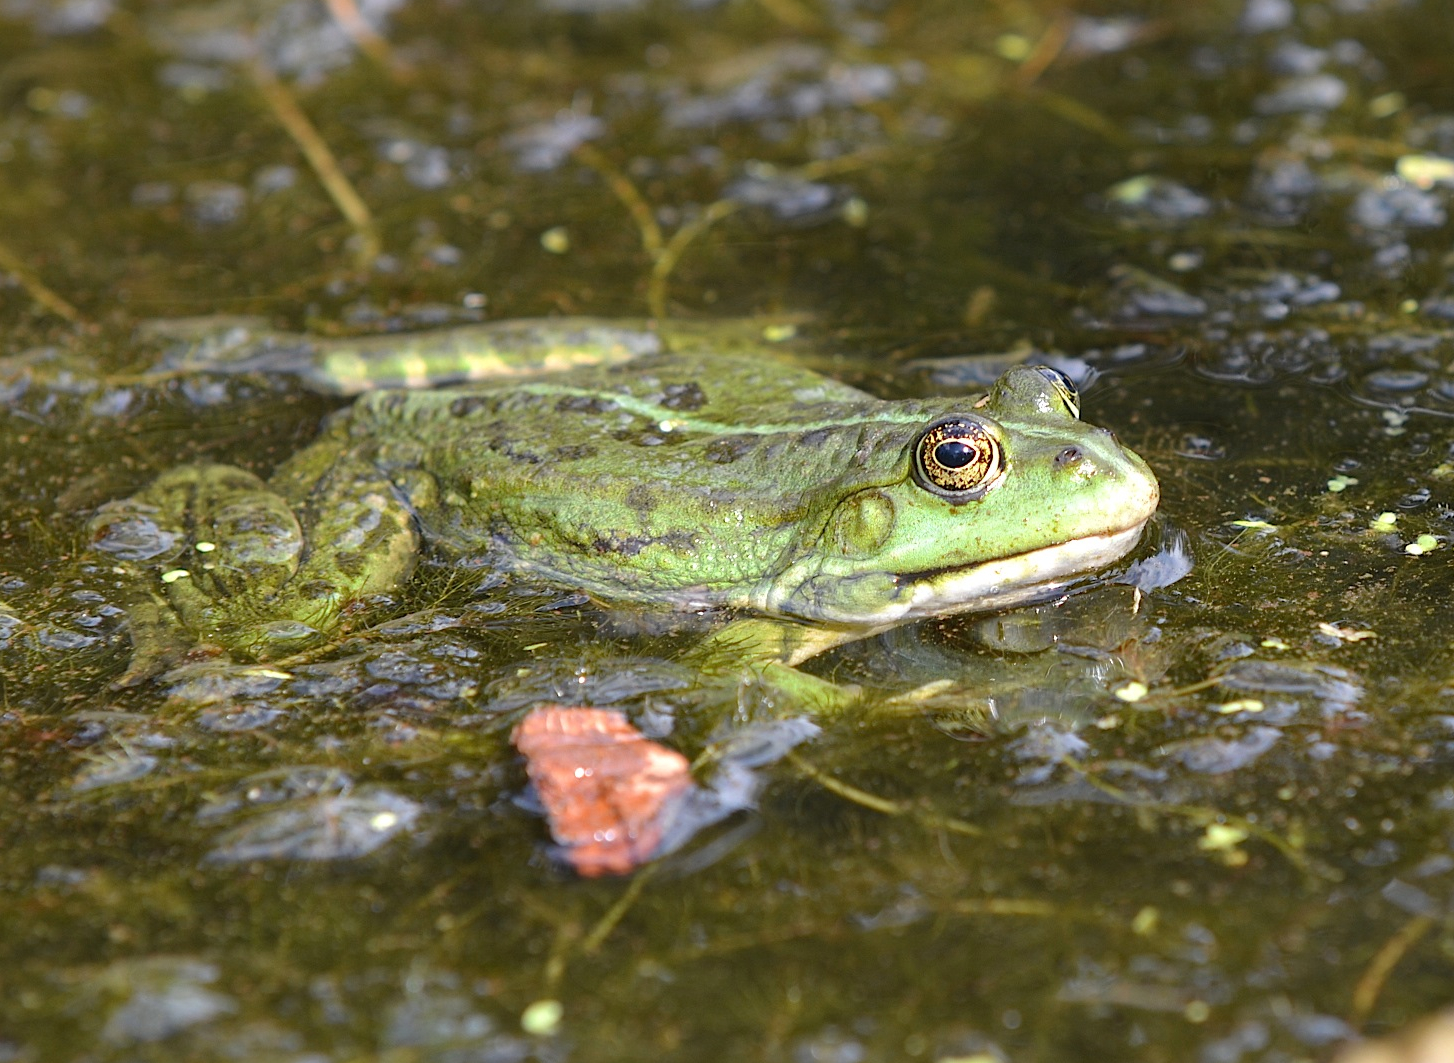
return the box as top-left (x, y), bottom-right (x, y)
top-left (590, 531), bottom-right (698, 558)
top-left (799, 427), bottom-right (834, 448)
top-left (450, 395), bottom-right (492, 418)
top-left (705, 437), bottom-right (754, 464)
top-left (1055, 446), bottom-right (1083, 468)
top-left (613, 428), bottom-right (670, 447)
top-left (376, 393), bottom-right (410, 417)
top-left (488, 437), bottom-right (544, 464)
top-left (552, 443), bottom-right (596, 462)
top-left (593, 535), bottom-right (647, 557)
top-left (606, 355), bottom-right (668, 378)
top-left (661, 381), bottom-right (706, 411)
top-left (626, 484), bottom-right (657, 513)
top-left (501, 390), bottom-right (546, 407)
top-left (557, 394), bottom-right (618, 414)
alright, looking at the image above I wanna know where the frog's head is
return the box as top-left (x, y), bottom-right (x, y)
top-left (764, 365), bottom-right (1160, 626)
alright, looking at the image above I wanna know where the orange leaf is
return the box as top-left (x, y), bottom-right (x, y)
top-left (512, 705), bottom-right (694, 877)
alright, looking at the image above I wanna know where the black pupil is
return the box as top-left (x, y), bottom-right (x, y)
top-left (934, 439), bottom-right (977, 469)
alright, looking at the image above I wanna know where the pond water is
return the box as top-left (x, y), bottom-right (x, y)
top-left (3, 1), bottom-right (1454, 1061)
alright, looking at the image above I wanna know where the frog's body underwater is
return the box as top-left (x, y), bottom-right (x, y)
top-left (90, 318), bottom-right (1160, 699)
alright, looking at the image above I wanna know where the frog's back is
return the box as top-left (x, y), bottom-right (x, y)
top-left (345, 351), bottom-right (946, 606)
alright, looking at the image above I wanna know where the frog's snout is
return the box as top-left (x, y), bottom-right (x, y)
top-left (1125, 453), bottom-right (1161, 523)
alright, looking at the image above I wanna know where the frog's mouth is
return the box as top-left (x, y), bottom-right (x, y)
top-left (892, 519), bottom-right (1152, 622)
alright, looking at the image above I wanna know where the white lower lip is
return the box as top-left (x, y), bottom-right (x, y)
top-left (889, 520), bottom-right (1151, 623)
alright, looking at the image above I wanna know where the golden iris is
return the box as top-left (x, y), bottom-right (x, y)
top-left (913, 418), bottom-right (1004, 500)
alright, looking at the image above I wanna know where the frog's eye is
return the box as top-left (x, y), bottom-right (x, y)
top-left (1033, 366), bottom-right (1080, 419)
top-left (913, 418), bottom-right (1004, 501)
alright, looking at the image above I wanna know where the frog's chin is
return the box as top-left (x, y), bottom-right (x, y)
top-left (887, 519), bottom-right (1151, 625)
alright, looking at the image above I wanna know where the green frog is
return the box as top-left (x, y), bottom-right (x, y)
top-left (87, 318), bottom-right (1159, 701)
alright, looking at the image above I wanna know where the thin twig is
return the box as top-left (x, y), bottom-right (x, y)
top-left (1063, 757), bottom-right (1335, 880)
top-left (753, 0), bottom-right (824, 32)
top-left (646, 199), bottom-right (742, 319)
top-left (250, 62), bottom-right (381, 270)
top-left (1012, 12), bottom-right (1073, 89)
top-left (581, 866), bottom-right (655, 954)
top-left (789, 751), bottom-right (901, 814)
top-left (574, 142), bottom-right (664, 258)
top-left (1028, 89), bottom-right (1136, 147)
top-left (537, 867), bottom-right (654, 992)
top-left (674, 895), bottom-right (1058, 960)
top-left (1350, 914), bottom-right (1436, 1028)
top-left (788, 751), bottom-right (984, 837)
top-left (946, 898), bottom-right (1060, 917)
top-left (0, 239), bottom-right (82, 322)
top-left (572, 140), bottom-right (890, 317)
top-left (641, 149), bottom-right (885, 317)
top-left (1160, 676), bottom-right (1224, 698)
top-left (322, 0), bottom-right (409, 80)
top-left (541, 919), bottom-right (578, 993)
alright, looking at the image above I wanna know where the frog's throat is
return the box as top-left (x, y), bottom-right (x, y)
top-left (760, 520), bottom-right (1152, 626)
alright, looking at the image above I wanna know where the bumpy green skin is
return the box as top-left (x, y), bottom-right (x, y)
top-left (89, 323), bottom-right (1159, 665)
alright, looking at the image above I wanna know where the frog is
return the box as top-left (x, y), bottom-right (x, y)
top-left (86, 317), bottom-right (1159, 703)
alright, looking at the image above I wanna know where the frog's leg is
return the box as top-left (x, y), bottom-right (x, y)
top-left (91, 456), bottom-right (418, 669)
top-left (141, 315), bottom-right (811, 396)
top-left (304, 317), bottom-right (816, 393)
top-left (685, 616), bottom-right (866, 715)
top-left (298, 319), bottom-right (664, 394)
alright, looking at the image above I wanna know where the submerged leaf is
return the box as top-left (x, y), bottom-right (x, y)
top-left (512, 705), bottom-right (693, 877)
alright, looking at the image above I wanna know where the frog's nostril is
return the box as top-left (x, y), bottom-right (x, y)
top-left (1055, 446), bottom-right (1083, 468)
